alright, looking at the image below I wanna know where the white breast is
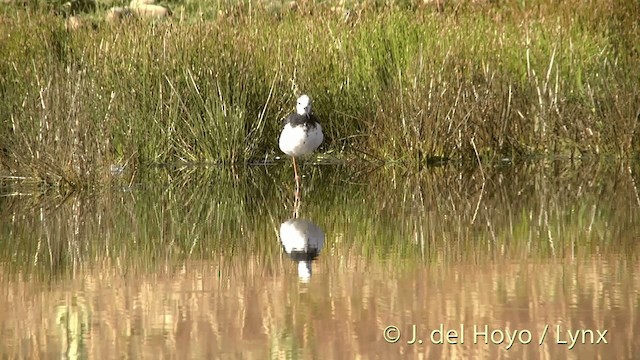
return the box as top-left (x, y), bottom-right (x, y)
top-left (279, 122), bottom-right (324, 157)
top-left (279, 219), bottom-right (324, 252)
top-left (279, 218), bottom-right (325, 281)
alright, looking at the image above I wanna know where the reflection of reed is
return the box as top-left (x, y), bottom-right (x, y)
top-left (0, 161), bottom-right (639, 358)
top-left (359, 160), bottom-right (640, 262)
top-left (0, 256), bottom-right (637, 359)
top-left (0, 161), bottom-right (638, 273)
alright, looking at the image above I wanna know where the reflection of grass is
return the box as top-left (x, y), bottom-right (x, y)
top-left (1, 257), bottom-right (635, 359)
top-left (0, 160), bottom-right (638, 278)
top-left (55, 296), bottom-right (90, 360)
top-left (1, 1), bottom-right (639, 187)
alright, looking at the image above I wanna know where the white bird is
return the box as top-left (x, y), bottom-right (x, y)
top-left (279, 218), bottom-right (325, 282)
top-left (279, 95), bottom-right (324, 197)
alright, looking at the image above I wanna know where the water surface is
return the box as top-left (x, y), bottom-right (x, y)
top-left (1, 160), bottom-right (639, 359)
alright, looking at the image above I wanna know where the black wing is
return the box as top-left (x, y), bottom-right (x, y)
top-left (283, 113), bottom-right (320, 128)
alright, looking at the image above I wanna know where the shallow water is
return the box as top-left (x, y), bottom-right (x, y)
top-left (0, 160), bottom-right (639, 359)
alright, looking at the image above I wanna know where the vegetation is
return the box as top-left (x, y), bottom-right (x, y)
top-left (0, 0), bottom-right (639, 188)
top-left (1, 160), bottom-right (638, 277)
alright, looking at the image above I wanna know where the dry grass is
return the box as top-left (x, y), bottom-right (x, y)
top-left (0, 0), bottom-right (639, 187)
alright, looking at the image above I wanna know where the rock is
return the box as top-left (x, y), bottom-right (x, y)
top-left (130, 0), bottom-right (155, 6)
top-left (422, 0), bottom-right (445, 12)
top-left (105, 6), bottom-right (134, 23)
top-left (65, 16), bottom-right (83, 31)
top-left (62, 0), bottom-right (97, 15)
top-left (285, 1), bottom-right (298, 12)
top-left (131, 4), bottom-right (171, 18)
top-left (264, 2), bottom-right (282, 17)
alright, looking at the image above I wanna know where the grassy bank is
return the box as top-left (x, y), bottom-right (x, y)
top-left (1, 0), bottom-right (639, 188)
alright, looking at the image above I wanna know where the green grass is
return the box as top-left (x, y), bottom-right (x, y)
top-left (0, 0), bottom-right (639, 188)
top-left (1, 160), bottom-right (639, 277)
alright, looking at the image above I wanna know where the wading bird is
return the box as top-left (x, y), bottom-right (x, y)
top-left (279, 218), bottom-right (325, 282)
top-left (279, 95), bottom-right (324, 198)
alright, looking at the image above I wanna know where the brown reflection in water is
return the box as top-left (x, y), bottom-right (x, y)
top-left (0, 256), bottom-right (638, 359)
top-left (0, 161), bottom-right (639, 359)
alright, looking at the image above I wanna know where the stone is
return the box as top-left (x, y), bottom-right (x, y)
top-left (65, 16), bottom-right (83, 31)
top-left (105, 6), bottom-right (134, 23)
top-left (129, 0), bottom-right (155, 6)
top-left (131, 4), bottom-right (171, 18)
top-left (62, 0), bottom-right (97, 15)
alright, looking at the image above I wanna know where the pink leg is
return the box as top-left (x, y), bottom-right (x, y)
top-left (293, 193), bottom-right (301, 219)
top-left (292, 156), bottom-right (301, 199)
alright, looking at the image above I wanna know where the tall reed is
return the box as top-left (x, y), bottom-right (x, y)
top-left (1, 0), bottom-right (638, 187)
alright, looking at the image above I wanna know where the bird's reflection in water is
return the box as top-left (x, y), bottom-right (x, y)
top-left (279, 218), bottom-right (325, 282)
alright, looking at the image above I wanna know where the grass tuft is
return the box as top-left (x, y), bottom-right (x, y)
top-left (1, 0), bottom-right (639, 186)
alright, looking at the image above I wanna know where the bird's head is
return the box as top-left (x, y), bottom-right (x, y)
top-left (296, 94), bottom-right (312, 116)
